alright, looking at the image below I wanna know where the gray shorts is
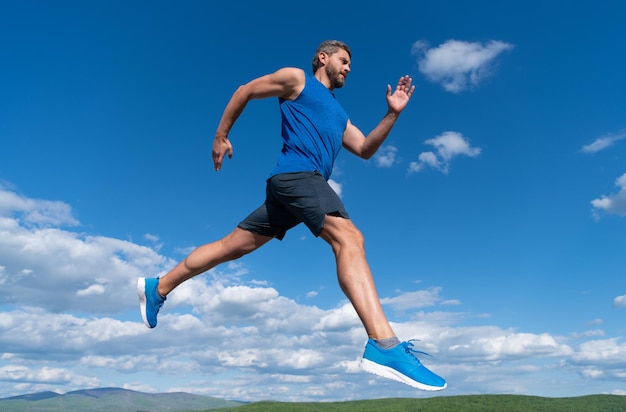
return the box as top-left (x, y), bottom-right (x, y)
top-left (238, 171), bottom-right (350, 240)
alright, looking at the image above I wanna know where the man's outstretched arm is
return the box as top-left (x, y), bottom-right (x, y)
top-left (212, 68), bottom-right (305, 171)
top-left (342, 75), bottom-right (415, 159)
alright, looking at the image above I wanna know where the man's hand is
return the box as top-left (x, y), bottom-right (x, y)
top-left (212, 134), bottom-right (233, 171)
top-left (386, 75), bottom-right (415, 115)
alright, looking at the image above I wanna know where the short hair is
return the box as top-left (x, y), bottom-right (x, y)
top-left (311, 40), bottom-right (351, 73)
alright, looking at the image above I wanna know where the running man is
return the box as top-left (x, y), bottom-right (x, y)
top-left (138, 40), bottom-right (446, 391)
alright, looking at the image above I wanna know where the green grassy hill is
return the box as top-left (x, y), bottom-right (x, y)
top-left (213, 394), bottom-right (626, 412)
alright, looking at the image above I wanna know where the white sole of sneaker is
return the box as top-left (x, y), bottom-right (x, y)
top-left (136, 277), bottom-right (150, 328)
top-left (359, 358), bottom-right (447, 391)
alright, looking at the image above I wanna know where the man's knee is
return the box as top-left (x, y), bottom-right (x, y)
top-left (225, 228), bottom-right (270, 259)
top-left (322, 215), bottom-right (365, 249)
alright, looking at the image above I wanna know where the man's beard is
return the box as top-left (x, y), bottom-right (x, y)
top-left (325, 64), bottom-right (345, 89)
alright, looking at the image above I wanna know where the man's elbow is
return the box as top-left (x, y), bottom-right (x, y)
top-left (346, 145), bottom-right (373, 160)
top-left (359, 147), bottom-right (376, 160)
top-left (234, 84), bottom-right (252, 100)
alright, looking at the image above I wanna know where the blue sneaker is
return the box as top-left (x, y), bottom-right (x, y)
top-left (137, 277), bottom-right (165, 328)
top-left (360, 338), bottom-right (447, 391)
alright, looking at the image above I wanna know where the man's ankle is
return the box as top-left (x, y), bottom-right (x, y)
top-left (374, 336), bottom-right (400, 349)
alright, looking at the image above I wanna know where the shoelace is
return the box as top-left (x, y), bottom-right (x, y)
top-left (403, 339), bottom-right (433, 359)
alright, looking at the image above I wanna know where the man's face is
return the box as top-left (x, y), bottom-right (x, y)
top-left (324, 48), bottom-right (351, 89)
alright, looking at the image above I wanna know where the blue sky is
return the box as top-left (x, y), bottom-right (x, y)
top-left (1, 0), bottom-right (625, 402)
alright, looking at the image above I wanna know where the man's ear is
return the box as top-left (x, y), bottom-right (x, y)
top-left (318, 52), bottom-right (328, 66)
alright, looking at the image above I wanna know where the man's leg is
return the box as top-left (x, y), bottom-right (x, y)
top-left (138, 227), bottom-right (272, 328)
top-left (319, 215), bottom-right (394, 340)
top-left (158, 227), bottom-right (272, 296)
top-left (319, 214), bottom-right (446, 391)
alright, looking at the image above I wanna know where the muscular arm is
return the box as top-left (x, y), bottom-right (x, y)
top-left (342, 75), bottom-right (415, 160)
top-left (212, 67), bottom-right (305, 171)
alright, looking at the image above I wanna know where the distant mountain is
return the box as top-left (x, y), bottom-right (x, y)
top-left (1, 391), bottom-right (61, 402)
top-left (0, 387), bottom-right (245, 412)
top-left (66, 387), bottom-right (135, 397)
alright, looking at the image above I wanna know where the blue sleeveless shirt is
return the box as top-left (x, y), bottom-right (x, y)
top-left (269, 74), bottom-right (349, 181)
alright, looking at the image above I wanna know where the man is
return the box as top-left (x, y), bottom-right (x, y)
top-left (138, 40), bottom-right (446, 391)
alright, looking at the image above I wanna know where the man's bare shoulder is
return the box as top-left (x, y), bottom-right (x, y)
top-left (273, 67), bottom-right (305, 81)
top-left (270, 67), bottom-right (306, 99)
top-left (244, 67), bottom-right (305, 100)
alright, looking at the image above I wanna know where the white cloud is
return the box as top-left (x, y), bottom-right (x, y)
top-left (0, 187), bottom-right (78, 227)
top-left (591, 173), bottom-right (626, 219)
top-left (409, 131), bottom-right (481, 174)
top-left (381, 287), bottom-right (443, 311)
top-left (412, 39), bottom-right (513, 93)
top-left (1, 185), bottom-right (625, 401)
top-left (408, 152), bottom-right (438, 173)
top-left (328, 179), bottom-right (342, 197)
top-left (445, 330), bottom-right (573, 361)
top-left (174, 245), bottom-right (196, 256)
top-left (0, 365), bottom-right (99, 388)
top-left (76, 284), bottom-right (106, 296)
top-left (373, 145), bottom-right (398, 168)
top-left (314, 303), bottom-right (360, 331)
top-left (0, 187), bottom-right (175, 314)
top-left (581, 132), bottom-right (626, 153)
top-left (427, 132), bottom-right (481, 161)
top-left (143, 233), bottom-right (163, 251)
top-left (144, 233), bottom-right (159, 242)
top-left (613, 294), bottom-right (626, 308)
top-left (571, 329), bottom-right (605, 339)
top-left (570, 338), bottom-right (626, 367)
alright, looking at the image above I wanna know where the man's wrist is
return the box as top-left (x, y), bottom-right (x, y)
top-left (385, 110), bottom-right (400, 120)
